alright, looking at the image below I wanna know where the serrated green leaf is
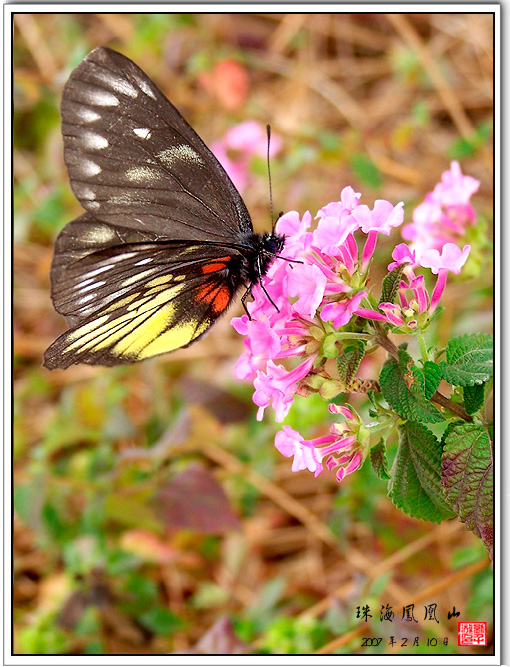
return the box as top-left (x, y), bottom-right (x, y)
top-left (463, 384), bottom-right (485, 415)
top-left (370, 439), bottom-right (390, 480)
top-left (423, 361), bottom-right (442, 399)
top-left (379, 264), bottom-right (406, 305)
top-left (440, 333), bottom-right (493, 387)
top-left (389, 422), bottom-right (456, 523)
top-left (337, 342), bottom-right (365, 385)
top-left (442, 423), bottom-right (493, 559)
top-left (380, 349), bottom-right (443, 423)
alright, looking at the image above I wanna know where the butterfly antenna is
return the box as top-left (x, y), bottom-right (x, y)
top-left (266, 124), bottom-right (275, 232)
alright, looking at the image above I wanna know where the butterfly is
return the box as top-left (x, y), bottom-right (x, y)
top-left (43, 47), bottom-right (285, 369)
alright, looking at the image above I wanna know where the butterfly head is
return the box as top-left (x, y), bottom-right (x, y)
top-left (261, 232), bottom-right (286, 258)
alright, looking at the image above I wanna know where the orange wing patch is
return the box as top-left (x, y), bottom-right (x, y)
top-left (197, 283), bottom-right (232, 314)
top-left (201, 256), bottom-right (231, 274)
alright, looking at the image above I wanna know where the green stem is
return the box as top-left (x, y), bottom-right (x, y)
top-left (418, 331), bottom-right (429, 361)
top-left (333, 332), bottom-right (373, 342)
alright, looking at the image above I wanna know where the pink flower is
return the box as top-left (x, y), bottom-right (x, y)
top-left (211, 121), bottom-right (282, 194)
top-left (286, 263), bottom-right (327, 318)
top-left (274, 404), bottom-right (367, 482)
top-left (275, 426), bottom-right (323, 476)
top-left (388, 243), bottom-right (417, 271)
top-left (313, 211), bottom-right (359, 257)
top-left (403, 162), bottom-right (479, 254)
top-left (419, 243), bottom-right (471, 275)
top-left (313, 187), bottom-right (362, 256)
top-left (353, 200), bottom-right (404, 235)
top-left (231, 314), bottom-right (283, 379)
top-left (321, 290), bottom-right (367, 328)
top-left (253, 356), bottom-right (315, 422)
top-left (435, 160), bottom-right (479, 206)
top-left (224, 120), bottom-right (282, 158)
top-left (357, 276), bottom-right (430, 331)
top-left (276, 209), bottom-right (312, 240)
top-left (419, 244), bottom-right (471, 312)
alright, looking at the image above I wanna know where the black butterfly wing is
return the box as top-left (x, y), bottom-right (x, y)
top-left (43, 239), bottom-right (243, 369)
top-left (49, 213), bottom-right (162, 326)
top-left (61, 46), bottom-right (253, 243)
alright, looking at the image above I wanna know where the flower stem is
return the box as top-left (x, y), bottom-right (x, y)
top-left (374, 328), bottom-right (473, 422)
top-left (374, 329), bottom-right (399, 360)
top-left (333, 332), bottom-right (373, 342)
top-left (431, 391), bottom-right (473, 422)
top-left (418, 331), bottom-right (429, 361)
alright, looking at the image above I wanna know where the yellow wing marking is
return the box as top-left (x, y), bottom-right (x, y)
top-left (121, 269), bottom-right (156, 288)
top-left (146, 275), bottom-right (173, 287)
top-left (63, 285), bottom-right (185, 356)
top-left (138, 319), bottom-right (210, 359)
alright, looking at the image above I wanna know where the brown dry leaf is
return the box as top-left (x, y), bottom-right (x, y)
top-left (156, 463), bottom-right (241, 534)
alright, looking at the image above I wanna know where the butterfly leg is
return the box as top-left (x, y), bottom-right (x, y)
top-left (256, 255), bottom-right (280, 313)
top-left (241, 284), bottom-right (254, 319)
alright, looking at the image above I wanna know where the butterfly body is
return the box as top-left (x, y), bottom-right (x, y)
top-left (43, 47), bottom-right (284, 369)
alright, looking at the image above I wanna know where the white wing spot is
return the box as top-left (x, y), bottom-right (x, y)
top-left (95, 71), bottom-right (138, 98)
top-left (76, 107), bottom-right (101, 123)
top-left (82, 131), bottom-right (108, 150)
top-left (133, 128), bottom-right (152, 140)
top-left (135, 257), bottom-right (153, 266)
top-left (109, 252), bottom-right (137, 262)
top-left (125, 166), bottom-right (158, 182)
top-left (81, 160), bottom-right (102, 177)
top-left (76, 278), bottom-right (95, 289)
top-left (135, 75), bottom-right (157, 100)
top-left (157, 145), bottom-right (203, 166)
top-left (88, 201), bottom-right (100, 211)
top-left (81, 280), bottom-right (106, 292)
top-left (77, 293), bottom-right (96, 304)
top-left (89, 89), bottom-right (120, 106)
top-left (77, 186), bottom-right (96, 201)
top-left (82, 265), bottom-right (115, 279)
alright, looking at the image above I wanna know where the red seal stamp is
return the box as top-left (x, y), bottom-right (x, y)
top-left (458, 622), bottom-right (487, 646)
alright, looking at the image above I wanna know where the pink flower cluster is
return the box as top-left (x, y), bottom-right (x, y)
top-left (231, 176), bottom-right (474, 483)
top-left (275, 405), bottom-right (369, 483)
top-left (402, 161), bottom-right (479, 257)
top-left (356, 241), bottom-right (471, 330)
top-left (211, 120), bottom-right (282, 193)
top-left (231, 187), bottom-right (404, 422)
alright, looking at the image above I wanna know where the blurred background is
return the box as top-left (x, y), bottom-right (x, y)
top-left (13, 12), bottom-right (494, 656)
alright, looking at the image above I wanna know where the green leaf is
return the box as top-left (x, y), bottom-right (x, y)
top-left (422, 361), bottom-right (442, 398)
top-left (379, 264), bottom-right (406, 305)
top-left (337, 342), bottom-right (365, 386)
top-left (389, 422), bottom-right (456, 523)
top-left (350, 153), bottom-right (383, 188)
top-left (442, 423), bottom-right (493, 559)
top-left (449, 121), bottom-right (493, 160)
top-left (322, 333), bottom-right (339, 358)
top-left (463, 384), bottom-right (486, 415)
top-left (139, 607), bottom-right (183, 636)
top-left (370, 439), bottom-right (390, 480)
top-left (439, 333), bottom-right (493, 387)
top-left (379, 349), bottom-right (443, 423)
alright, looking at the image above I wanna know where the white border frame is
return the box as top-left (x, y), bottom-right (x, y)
top-left (5, 5), bottom-right (501, 666)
